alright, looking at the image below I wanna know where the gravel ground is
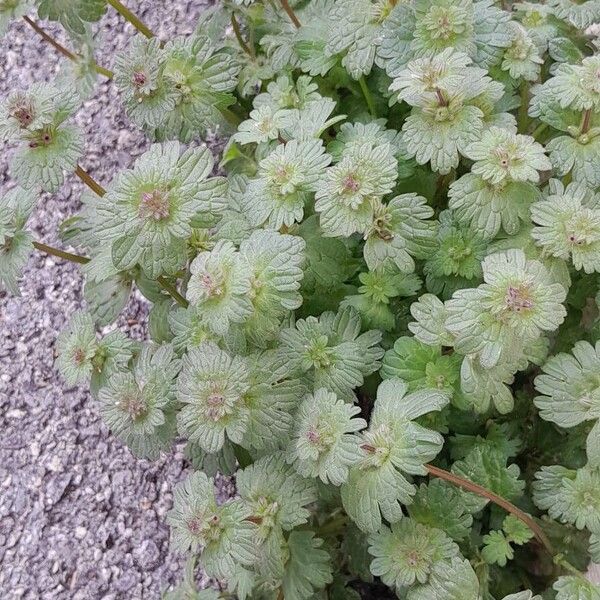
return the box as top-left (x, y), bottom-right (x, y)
top-left (0, 3), bottom-right (234, 598)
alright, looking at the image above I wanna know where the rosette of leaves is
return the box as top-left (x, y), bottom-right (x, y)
top-left (376, 0), bottom-right (512, 77)
top-left (0, 186), bottom-right (35, 295)
top-left (0, 81), bottom-right (83, 192)
top-left (448, 126), bottom-right (549, 239)
top-left (553, 575), bottom-right (600, 600)
top-left (233, 104), bottom-right (294, 146)
top-left (501, 22), bottom-right (543, 83)
top-left (531, 180), bottom-right (600, 274)
top-left (381, 336), bottom-right (462, 404)
top-left (114, 37), bottom-right (179, 130)
top-left (98, 344), bottom-right (180, 458)
top-left (115, 34), bottom-right (240, 140)
top-left (513, 2), bottom-right (557, 50)
top-left (186, 240), bottom-right (252, 336)
top-left (315, 142), bottom-right (397, 237)
top-left (167, 471), bottom-right (257, 579)
top-left (236, 453), bottom-right (317, 576)
top-left (363, 194), bottom-right (437, 273)
top-left (340, 266), bottom-right (421, 331)
top-left (278, 305), bottom-right (383, 401)
top-left (367, 518), bottom-right (461, 598)
top-left (253, 74), bottom-right (321, 112)
top-left (95, 141), bottom-right (227, 280)
top-left (392, 51), bottom-right (501, 174)
top-left (445, 249), bottom-right (567, 368)
top-left (176, 342), bottom-right (251, 453)
top-left (533, 465), bottom-right (600, 538)
top-left (35, 0), bottom-right (107, 35)
top-left (423, 210), bottom-right (486, 299)
top-left (530, 55), bottom-right (600, 188)
top-left (535, 340), bottom-right (600, 467)
top-left (244, 138), bottom-right (331, 229)
top-left (341, 378), bottom-right (449, 532)
top-left (465, 126), bottom-right (551, 186)
top-left (56, 310), bottom-right (135, 396)
top-left (286, 388), bottom-right (366, 485)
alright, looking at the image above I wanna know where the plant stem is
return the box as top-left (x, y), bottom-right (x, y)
top-left (23, 16), bottom-right (76, 61)
top-left (279, 0), bottom-right (301, 28)
top-left (31, 243), bottom-right (186, 307)
top-left (22, 16), bottom-right (113, 79)
top-left (156, 276), bottom-right (188, 308)
top-left (554, 554), bottom-right (585, 577)
top-left (426, 464), bottom-right (554, 557)
top-left (581, 107), bottom-right (593, 135)
top-left (32, 241), bottom-right (90, 264)
top-left (95, 64), bottom-right (115, 79)
top-left (231, 12), bottom-right (254, 58)
top-left (75, 165), bottom-right (107, 197)
top-left (532, 122), bottom-right (548, 140)
top-left (517, 81), bottom-right (529, 134)
top-left (358, 76), bottom-right (376, 118)
top-left (107, 0), bottom-right (155, 38)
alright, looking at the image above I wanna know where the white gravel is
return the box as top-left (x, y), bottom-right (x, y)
top-left (0, 2), bottom-right (234, 598)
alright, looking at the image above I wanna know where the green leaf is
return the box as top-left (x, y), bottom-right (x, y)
top-left (282, 531), bottom-right (333, 600)
top-left (481, 530), bottom-right (513, 567)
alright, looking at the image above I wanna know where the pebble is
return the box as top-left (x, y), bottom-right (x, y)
top-left (0, 1), bottom-right (230, 598)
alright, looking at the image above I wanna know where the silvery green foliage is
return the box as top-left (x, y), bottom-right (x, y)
top-left (114, 34), bottom-right (240, 141)
top-left (0, 186), bottom-right (35, 294)
top-left (341, 379), bottom-right (448, 533)
top-left (3, 0), bottom-right (600, 597)
top-left (98, 343), bottom-right (179, 458)
top-left (35, 0), bottom-right (106, 35)
top-left (0, 81), bottom-right (83, 192)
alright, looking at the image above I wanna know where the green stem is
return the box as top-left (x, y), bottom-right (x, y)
top-left (23, 16), bottom-right (113, 79)
top-left (156, 276), bottom-right (188, 308)
top-left (581, 107), bottom-right (593, 135)
top-left (107, 0), bottom-right (155, 38)
top-left (358, 76), bottom-right (377, 118)
top-left (532, 121), bottom-right (548, 140)
top-left (279, 0), bottom-right (301, 28)
top-left (75, 165), bottom-right (107, 197)
top-left (426, 464), bottom-right (555, 557)
top-left (95, 64), bottom-right (114, 79)
top-left (231, 12), bottom-right (254, 58)
top-left (32, 241), bottom-right (90, 264)
top-left (517, 81), bottom-right (530, 134)
top-left (554, 554), bottom-right (585, 577)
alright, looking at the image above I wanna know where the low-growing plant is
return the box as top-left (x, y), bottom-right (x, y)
top-left (4, 0), bottom-right (600, 598)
